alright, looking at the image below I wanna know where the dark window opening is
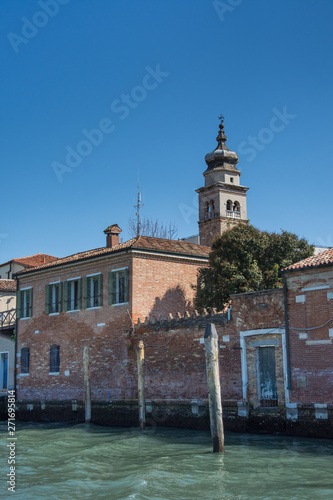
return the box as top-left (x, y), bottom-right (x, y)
top-left (21, 348), bottom-right (30, 374)
top-left (50, 345), bottom-right (60, 373)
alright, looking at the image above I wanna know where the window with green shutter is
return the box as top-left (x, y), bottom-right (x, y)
top-left (65, 278), bottom-right (82, 311)
top-left (45, 283), bottom-right (62, 314)
top-left (84, 274), bottom-right (103, 308)
top-left (18, 288), bottom-right (33, 318)
top-left (108, 268), bottom-right (128, 305)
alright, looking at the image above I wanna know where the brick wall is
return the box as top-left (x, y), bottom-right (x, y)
top-left (17, 253), bottom-right (132, 401)
top-left (131, 253), bottom-right (207, 323)
top-left (285, 266), bottom-right (333, 404)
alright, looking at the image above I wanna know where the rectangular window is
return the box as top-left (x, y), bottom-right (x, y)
top-left (21, 348), bottom-right (30, 374)
top-left (64, 278), bottom-right (82, 312)
top-left (50, 345), bottom-right (60, 373)
top-left (45, 283), bottom-right (62, 314)
top-left (84, 274), bottom-right (103, 308)
top-left (17, 288), bottom-right (33, 319)
top-left (108, 268), bottom-right (128, 305)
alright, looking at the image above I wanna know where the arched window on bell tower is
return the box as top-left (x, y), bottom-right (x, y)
top-left (226, 200), bottom-right (232, 212)
top-left (233, 201), bottom-right (240, 218)
top-left (210, 200), bottom-right (215, 215)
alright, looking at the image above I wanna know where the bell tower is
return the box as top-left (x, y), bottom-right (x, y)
top-left (196, 117), bottom-right (249, 246)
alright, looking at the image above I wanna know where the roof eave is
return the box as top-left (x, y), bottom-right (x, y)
top-left (15, 244), bottom-right (209, 278)
top-left (282, 261), bottom-right (333, 274)
top-left (15, 246), bottom-right (132, 277)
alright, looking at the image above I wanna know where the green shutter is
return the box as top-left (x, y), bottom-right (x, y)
top-left (28, 288), bottom-right (33, 317)
top-left (98, 274), bottom-right (103, 306)
top-left (16, 290), bottom-right (22, 319)
top-left (124, 268), bottom-right (129, 303)
top-left (83, 277), bottom-right (88, 309)
top-left (77, 278), bottom-right (82, 309)
top-left (63, 281), bottom-right (69, 312)
top-left (112, 272), bottom-right (117, 304)
top-left (58, 283), bottom-right (63, 313)
top-left (108, 272), bottom-right (114, 305)
top-left (45, 285), bottom-right (50, 314)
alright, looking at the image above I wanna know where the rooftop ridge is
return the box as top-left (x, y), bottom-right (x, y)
top-left (15, 236), bottom-right (210, 276)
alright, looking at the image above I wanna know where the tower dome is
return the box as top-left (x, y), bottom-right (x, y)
top-left (204, 117), bottom-right (240, 173)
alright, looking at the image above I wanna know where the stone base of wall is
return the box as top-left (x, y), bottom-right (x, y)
top-left (14, 400), bottom-right (333, 439)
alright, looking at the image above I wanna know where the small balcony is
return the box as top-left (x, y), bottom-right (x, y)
top-left (202, 211), bottom-right (216, 221)
top-left (226, 210), bottom-right (241, 219)
top-left (0, 309), bottom-right (16, 330)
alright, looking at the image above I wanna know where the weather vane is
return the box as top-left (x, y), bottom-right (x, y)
top-left (218, 114), bottom-right (224, 123)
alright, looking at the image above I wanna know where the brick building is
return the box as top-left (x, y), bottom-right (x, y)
top-left (282, 248), bottom-right (333, 422)
top-left (15, 226), bottom-right (210, 406)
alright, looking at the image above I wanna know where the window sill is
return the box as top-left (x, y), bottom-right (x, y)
top-left (66, 309), bottom-right (80, 313)
top-left (86, 306), bottom-right (102, 310)
top-left (19, 316), bottom-right (31, 320)
top-left (49, 312), bottom-right (60, 316)
top-left (49, 372), bottom-right (59, 375)
top-left (112, 302), bottom-right (128, 307)
top-left (20, 373), bottom-right (30, 377)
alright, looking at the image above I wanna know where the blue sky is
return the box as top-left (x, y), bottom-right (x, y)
top-left (1, 0), bottom-right (333, 263)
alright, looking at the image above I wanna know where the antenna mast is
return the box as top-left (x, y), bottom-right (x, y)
top-left (135, 181), bottom-right (144, 237)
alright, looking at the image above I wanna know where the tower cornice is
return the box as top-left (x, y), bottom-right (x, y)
top-left (196, 183), bottom-right (249, 194)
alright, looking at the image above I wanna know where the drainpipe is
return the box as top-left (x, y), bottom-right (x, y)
top-left (8, 261), bottom-right (12, 279)
top-left (282, 273), bottom-right (291, 390)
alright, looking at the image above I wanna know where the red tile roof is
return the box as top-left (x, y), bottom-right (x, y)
top-left (0, 279), bottom-right (17, 292)
top-left (283, 247), bottom-right (333, 272)
top-left (16, 236), bottom-right (210, 275)
top-left (1, 253), bottom-right (58, 268)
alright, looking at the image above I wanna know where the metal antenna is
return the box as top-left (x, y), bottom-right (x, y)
top-left (135, 171), bottom-right (144, 237)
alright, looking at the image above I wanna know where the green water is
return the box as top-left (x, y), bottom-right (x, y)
top-left (0, 422), bottom-right (332, 499)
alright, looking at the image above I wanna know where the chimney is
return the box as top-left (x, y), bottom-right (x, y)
top-left (104, 224), bottom-right (122, 248)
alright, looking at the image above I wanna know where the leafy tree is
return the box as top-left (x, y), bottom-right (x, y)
top-left (195, 224), bottom-right (314, 311)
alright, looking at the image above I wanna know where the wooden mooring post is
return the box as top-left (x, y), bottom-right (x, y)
top-left (137, 340), bottom-right (145, 430)
top-left (83, 346), bottom-right (91, 423)
top-left (204, 323), bottom-right (224, 452)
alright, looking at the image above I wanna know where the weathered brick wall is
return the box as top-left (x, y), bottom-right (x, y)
top-left (223, 289), bottom-right (285, 408)
top-left (285, 267), bottom-right (333, 404)
top-left (17, 254), bottom-right (133, 401)
top-left (16, 251), bottom-right (208, 402)
top-left (131, 253), bottom-right (207, 323)
top-left (133, 314), bottom-right (230, 401)
top-left (132, 289), bottom-right (286, 406)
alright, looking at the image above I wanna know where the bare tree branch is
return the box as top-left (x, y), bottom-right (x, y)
top-left (128, 216), bottom-right (178, 239)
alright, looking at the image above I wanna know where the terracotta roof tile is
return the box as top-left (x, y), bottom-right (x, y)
top-left (0, 279), bottom-right (17, 292)
top-left (283, 247), bottom-right (333, 271)
top-left (16, 236), bottom-right (210, 275)
top-left (1, 253), bottom-right (58, 268)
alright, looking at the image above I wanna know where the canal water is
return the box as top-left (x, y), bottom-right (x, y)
top-left (0, 422), bottom-right (332, 499)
